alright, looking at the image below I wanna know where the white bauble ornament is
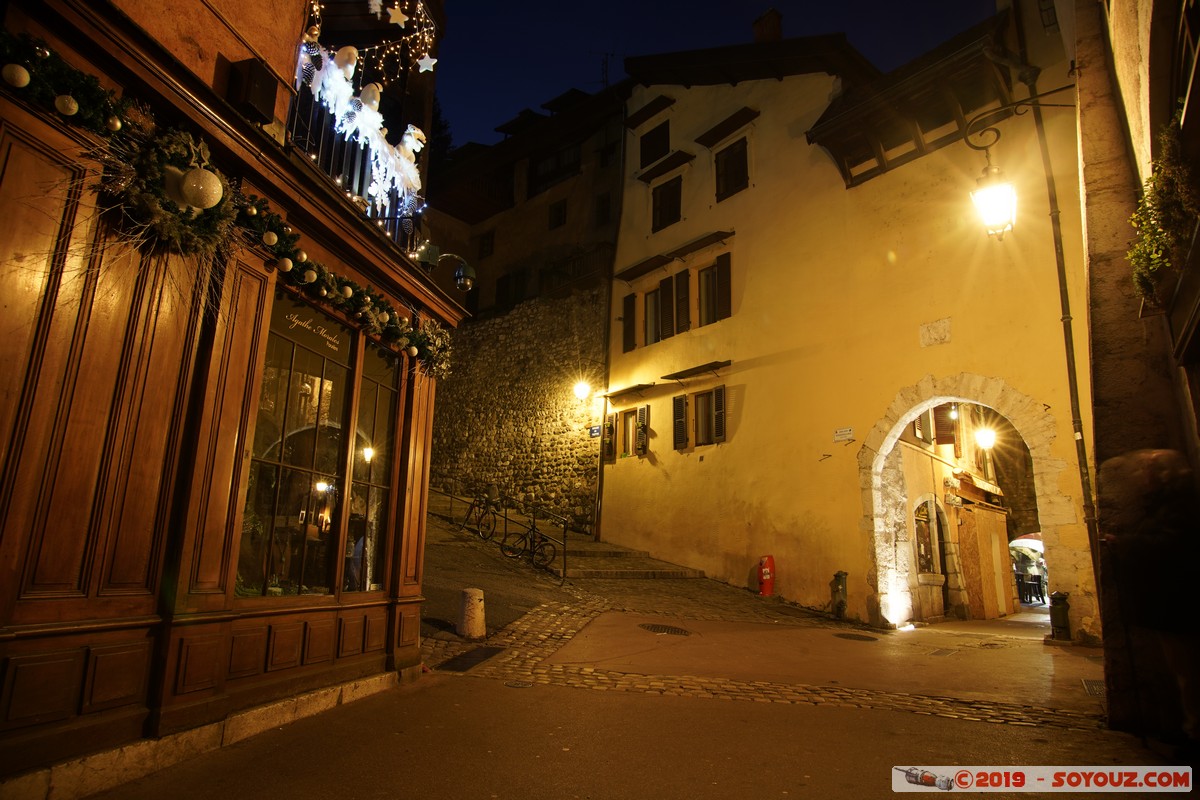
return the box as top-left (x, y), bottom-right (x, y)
top-left (341, 285), bottom-right (353, 299)
top-left (295, 250), bottom-right (307, 263)
top-left (54, 95), bottom-right (79, 116)
top-left (379, 312), bottom-right (390, 324)
top-left (302, 269), bottom-right (317, 284)
top-left (262, 231), bottom-right (278, 246)
top-left (106, 115), bottom-right (122, 132)
top-left (2, 64), bottom-right (30, 88)
top-left (406, 345), bottom-right (419, 358)
top-left (276, 257), bottom-right (293, 273)
top-left (359, 82), bottom-right (382, 112)
top-left (180, 167), bottom-right (223, 210)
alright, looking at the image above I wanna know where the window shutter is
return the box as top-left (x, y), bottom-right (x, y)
top-left (636, 404), bottom-right (650, 456)
top-left (673, 395), bottom-right (688, 449)
top-left (933, 405), bottom-right (957, 445)
top-left (622, 293), bottom-right (636, 352)
top-left (715, 253), bottom-right (732, 320)
top-left (659, 275), bottom-right (674, 340)
top-left (675, 270), bottom-right (690, 332)
top-left (713, 385), bottom-right (727, 442)
top-left (602, 413), bottom-right (617, 461)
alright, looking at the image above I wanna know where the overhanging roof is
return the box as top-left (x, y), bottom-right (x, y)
top-left (615, 230), bottom-right (734, 281)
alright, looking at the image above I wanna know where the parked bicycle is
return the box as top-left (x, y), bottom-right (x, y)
top-left (459, 484), bottom-right (500, 541)
top-left (499, 517), bottom-right (557, 569)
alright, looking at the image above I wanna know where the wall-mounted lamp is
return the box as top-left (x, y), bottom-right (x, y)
top-left (573, 381), bottom-right (591, 400)
top-left (411, 240), bottom-right (476, 292)
top-left (974, 427), bottom-right (997, 450)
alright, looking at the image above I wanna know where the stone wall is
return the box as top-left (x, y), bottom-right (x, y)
top-left (430, 288), bottom-right (607, 529)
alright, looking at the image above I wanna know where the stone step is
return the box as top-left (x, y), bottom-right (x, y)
top-left (565, 546), bottom-right (651, 558)
top-left (549, 556), bottom-right (705, 580)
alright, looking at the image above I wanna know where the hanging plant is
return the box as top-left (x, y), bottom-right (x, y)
top-left (1128, 114), bottom-right (1200, 306)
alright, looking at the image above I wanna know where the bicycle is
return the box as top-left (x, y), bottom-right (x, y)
top-left (499, 518), bottom-right (557, 569)
top-left (459, 484), bottom-right (500, 541)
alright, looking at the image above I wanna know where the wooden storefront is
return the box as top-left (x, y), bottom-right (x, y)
top-left (0, 0), bottom-right (460, 776)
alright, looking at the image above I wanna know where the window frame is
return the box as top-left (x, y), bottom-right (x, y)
top-left (640, 120), bottom-right (670, 168)
top-left (714, 136), bottom-right (749, 201)
top-left (651, 175), bottom-right (682, 232)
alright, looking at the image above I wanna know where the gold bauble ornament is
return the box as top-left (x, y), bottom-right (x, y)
top-left (276, 257), bottom-right (293, 273)
top-left (179, 167), bottom-right (223, 210)
top-left (2, 64), bottom-right (31, 88)
top-left (262, 231), bottom-right (278, 246)
top-left (105, 115), bottom-right (122, 132)
top-left (54, 95), bottom-right (79, 116)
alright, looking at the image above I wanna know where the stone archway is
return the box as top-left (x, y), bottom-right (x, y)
top-left (858, 373), bottom-right (1099, 640)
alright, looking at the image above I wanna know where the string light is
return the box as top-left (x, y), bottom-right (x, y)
top-left (357, 0), bottom-right (439, 85)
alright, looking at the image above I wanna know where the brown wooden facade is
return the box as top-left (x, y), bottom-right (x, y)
top-left (0, 0), bottom-right (461, 776)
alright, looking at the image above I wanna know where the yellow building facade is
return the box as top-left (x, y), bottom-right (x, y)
top-left (599, 7), bottom-right (1100, 639)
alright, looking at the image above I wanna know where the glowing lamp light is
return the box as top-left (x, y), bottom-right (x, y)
top-left (315, 481), bottom-right (330, 493)
top-left (975, 427), bottom-right (997, 450)
top-left (971, 162), bottom-right (1016, 240)
top-left (363, 446), bottom-right (374, 463)
top-left (573, 381), bottom-right (591, 401)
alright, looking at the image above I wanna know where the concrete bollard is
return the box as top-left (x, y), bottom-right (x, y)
top-left (457, 588), bottom-right (486, 639)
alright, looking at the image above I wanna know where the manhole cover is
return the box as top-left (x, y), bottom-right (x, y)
top-left (833, 633), bottom-right (879, 642)
top-left (929, 648), bottom-right (958, 656)
top-left (1082, 679), bottom-right (1105, 696)
top-left (639, 623), bottom-right (691, 636)
top-left (434, 645), bottom-right (506, 672)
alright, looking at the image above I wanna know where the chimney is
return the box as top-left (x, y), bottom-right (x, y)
top-left (753, 9), bottom-right (782, 42)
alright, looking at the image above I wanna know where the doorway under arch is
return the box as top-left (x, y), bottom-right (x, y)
top-left (857, 373), bottom-right (1099, 639)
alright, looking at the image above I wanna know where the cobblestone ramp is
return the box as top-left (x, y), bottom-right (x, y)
top-left (420, 599), bottom-right (1106, 733)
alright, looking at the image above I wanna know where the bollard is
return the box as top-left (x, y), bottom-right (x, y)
top-left (831, 570), bottom-right (848, 619)
top-left (1049, 591), bottom-right (1071, 641)
top-left (457, 587), bottom-right (486, 639)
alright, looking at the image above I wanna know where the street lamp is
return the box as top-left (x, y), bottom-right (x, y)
top-left (963, 60), bottom-right (1101, 589)
top-left (971, 154), bottom-right (1017, 240)
top-left (410, 240), bottom-right (477, 292)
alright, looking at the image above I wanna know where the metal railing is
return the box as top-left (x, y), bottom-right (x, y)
top-left (428, 485), bottom-right (568, 584)
top-left (285, 85), bottom-right (419, 250)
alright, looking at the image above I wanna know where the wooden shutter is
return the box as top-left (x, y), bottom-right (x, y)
top-left (636, 404), bottom-right (650, 456)
top-left (673, 395), bottom-right (688, 449)
top-left (715, 253), bottom-right (732, 320)
top-left (713, 385), bottom-right (727, 442)
top-left (602, 413), bottom-right (617, 461)
top-left (675, 270), bottom-right (690, 332)
top-left (933, 405), bottom-right (957, 445)
top-left (622, 293), bottom-right (636, 352)
top-left (659, 275), bottom-right (674, 340)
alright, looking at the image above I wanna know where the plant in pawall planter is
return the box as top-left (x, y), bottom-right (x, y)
top-left (1128, 113), bottom-right (1200, 307)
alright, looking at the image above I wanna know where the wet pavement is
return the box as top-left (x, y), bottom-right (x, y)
top-left (75, 505), bottom-right (1192, 799)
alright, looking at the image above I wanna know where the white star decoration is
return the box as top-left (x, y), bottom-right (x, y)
top-left (417, 54), bottom-right (437, 72)
top-left (387, 6), bottom-right (408, 26)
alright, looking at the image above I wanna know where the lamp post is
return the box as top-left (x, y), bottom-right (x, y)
top-left (964, 72), bottom-right (1101, 591)
top-left (410, 240), bottom-right (477, 292)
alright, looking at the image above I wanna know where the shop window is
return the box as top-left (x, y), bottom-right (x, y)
top-left (652, 176), bottom-right (682, 232)
top-left (715, 137), bottom-right (749, 201)
top-left (238, 296), bottom-right (399, 598)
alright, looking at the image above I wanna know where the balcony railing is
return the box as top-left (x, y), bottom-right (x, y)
top-left (285, 84), bottom-right (421, 251)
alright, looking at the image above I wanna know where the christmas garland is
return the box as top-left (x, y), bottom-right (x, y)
top-left (0, 29), bottom-right (451, 378)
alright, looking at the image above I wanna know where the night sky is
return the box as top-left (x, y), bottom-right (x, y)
top-left (434, 1), bottom-right (998, 148)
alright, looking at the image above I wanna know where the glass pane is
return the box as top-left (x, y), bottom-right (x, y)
top-left (696, 391), bottom-right (713, 445)
top-left (314, 362), bottom-right (349, 475)
top-left (254, 335), bottom-right (292, 459)
top-left (362, 344), bottom-right (398, 384)
top-left (236, 461), bottom-right (278, 597)
top-left (271, 469), bottom-right (339, 595)
top-left (345, 483), bottom-right (387, 592)
top-left (354, 381), bottom-right (377, 483)
top-left (373, 386), bottom-right (396, 484)
top-left (368, 486), bottom-right (388, 591)
top-left (283, 347), bottom-right (325, 468)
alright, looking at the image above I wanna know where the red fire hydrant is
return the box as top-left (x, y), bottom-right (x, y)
top-left (758, 555), bottom-right (775, 596)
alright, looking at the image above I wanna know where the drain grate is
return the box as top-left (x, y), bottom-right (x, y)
top-left (929, 648), bottom-right (958, 656)
top-left (833, 633), bottom-right (879, 642)
top-left (1082, 679), bottom-right (1105, 696)
top-left (639, 623), bottom-right (691, 636)
top-left (434, 645), bottom-right (506, 672)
